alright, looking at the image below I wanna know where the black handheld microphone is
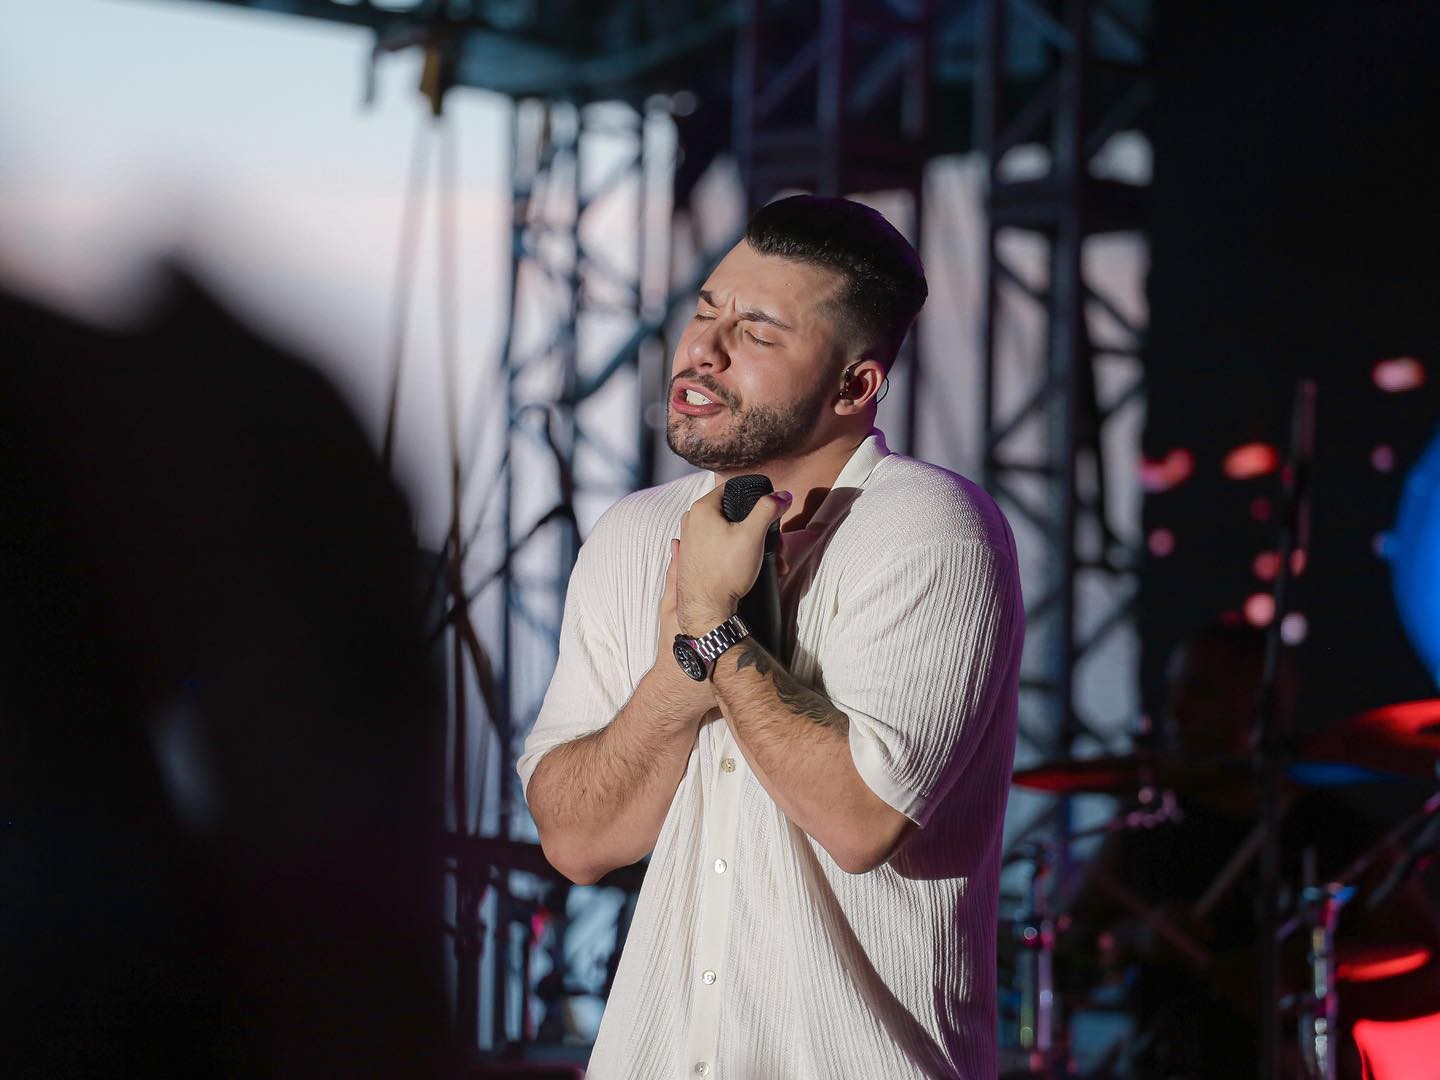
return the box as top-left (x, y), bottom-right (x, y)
top-left (721, 474), bottom-right (783, 660)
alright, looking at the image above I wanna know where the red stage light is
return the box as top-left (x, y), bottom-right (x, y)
top-left (1223, 442), bottom-right (1280, 480)
top-left (1147, 528), bottom-right (1176, 557)
top-left (1351, 700), bottom-right (1440, 738)
top-left (1372, 444), bottom-right (1397, 473)
top-left (1306, 699), bottom-right (1440, 782)
top-left (1372, 356), bottom-right (1426, 393)
top-left (1244, 593), bottom-right (1276, 626)
top-left (1139, 449), bottom-right (1194, 493)
top-left (1253, 551), bottom-right (1304, 582)
top-left (1353, 1012), bottom-right (1440, 1078)
top-left (1336, 944), bottom-right (1431, 984)
top-left (1011, 757), bottom-right (1132, 794)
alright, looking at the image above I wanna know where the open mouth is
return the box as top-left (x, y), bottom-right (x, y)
top-left (671, 382), bottom-right (727, 417)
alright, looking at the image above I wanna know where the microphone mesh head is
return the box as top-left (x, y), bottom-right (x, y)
top-left (721, 474), bottom-right (774, 523)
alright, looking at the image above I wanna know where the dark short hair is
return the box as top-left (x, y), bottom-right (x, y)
top-left (744, 194), bottom-right (927, 368)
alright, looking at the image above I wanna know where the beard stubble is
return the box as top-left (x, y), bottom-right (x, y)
top-left (666, 374), bottom-right (833, 473)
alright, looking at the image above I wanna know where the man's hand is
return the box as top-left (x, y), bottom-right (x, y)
top-left (655, 538), bottom-right (719, 714)
top-left (532, 537), bottom-right (718, 883)
top-left (675, 484), bottom-right (790, 635)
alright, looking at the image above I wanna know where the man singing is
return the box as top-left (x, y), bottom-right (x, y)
top-left (520, 195), bottom-right (1023, 1079)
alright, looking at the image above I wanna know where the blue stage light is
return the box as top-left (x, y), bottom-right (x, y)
top-left (1391, 426), bottom-right (1440, 688)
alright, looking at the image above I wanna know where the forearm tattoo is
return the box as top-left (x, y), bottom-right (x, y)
top-left (734, 641), bottom-right (850, 736)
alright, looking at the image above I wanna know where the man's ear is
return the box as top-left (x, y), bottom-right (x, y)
top-left (835, 358), bottom-right (887, 414)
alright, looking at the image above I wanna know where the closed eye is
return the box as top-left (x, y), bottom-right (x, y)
top-left (745, 330), bottom-right (775, 347)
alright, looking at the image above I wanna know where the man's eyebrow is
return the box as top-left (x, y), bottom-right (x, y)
top-left (698, 289), bottom-right (794, 332)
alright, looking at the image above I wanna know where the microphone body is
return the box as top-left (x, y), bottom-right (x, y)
top-left (721, 475), bottom-right (783, 660)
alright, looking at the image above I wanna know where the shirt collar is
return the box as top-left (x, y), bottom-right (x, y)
top-left (802, 428), bottom-right (891, 532)
top-left (703, 428), bottom-right (892, 529)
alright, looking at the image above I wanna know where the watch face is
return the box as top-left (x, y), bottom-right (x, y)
top-left (672, 636), bottom-right (708, 681)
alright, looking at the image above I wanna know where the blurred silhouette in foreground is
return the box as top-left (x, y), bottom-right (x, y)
top-left (0, 271), bottom-right (450, 1077)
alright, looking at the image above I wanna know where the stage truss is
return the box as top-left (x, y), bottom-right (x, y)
top-left (168, 0), bottom-right (1152, 1060)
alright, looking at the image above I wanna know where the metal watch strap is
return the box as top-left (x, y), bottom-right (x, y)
top-left (691, 614), bottom-right (751, 664)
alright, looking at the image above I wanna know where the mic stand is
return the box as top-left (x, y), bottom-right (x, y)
top-left (1256, 379), bottom-right (1316, 1080)
top-left (1294, 846), bottom-right (1354, 1079)
top-left (1012, 843), bottom-right (1060, 1077)
top-left (1271, 786), bottom-right (1440, 1072)
top-left (1366, 790), bottom-right (1440, 914)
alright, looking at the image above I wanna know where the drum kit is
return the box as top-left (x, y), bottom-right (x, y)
top-left (998, 699), bottom-right (1440, 1079)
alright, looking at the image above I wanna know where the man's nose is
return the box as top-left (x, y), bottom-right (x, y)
top-left (686, 318), bottom-right (730, 371)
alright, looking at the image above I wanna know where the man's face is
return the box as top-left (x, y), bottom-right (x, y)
top-left (666, 240), bottom-right (850, 473)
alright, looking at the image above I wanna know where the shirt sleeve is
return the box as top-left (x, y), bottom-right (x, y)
top-left (516, 520), bottom-right (631, 797)
top-left (821, 539), bottom-right (1022, 828)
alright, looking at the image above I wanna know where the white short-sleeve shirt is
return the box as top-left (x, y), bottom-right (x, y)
top-left (519, 431), bottom-right (1023, 1080)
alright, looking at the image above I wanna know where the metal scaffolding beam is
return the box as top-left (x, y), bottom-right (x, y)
top-left (461, 95), bottom-right (681, 1055)
top-left (976, 0), bottom-right (1151, 798)
top-left (975, 3), bottom-right (1151, 1065)
top-left (733, 0), bottom-right (933, 204)
top-left (733, 0), bottom-right (935, 453)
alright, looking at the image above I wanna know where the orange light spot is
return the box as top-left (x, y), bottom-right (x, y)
top-left (1372, 356), bottom-right (1427, 393)
top-left (1139, 449), bottom-right (1195, 493)
top-left (1254, 551), bottom-right (1280, 581)
top-left (1244, 592), bottom-right (1276, 626)
top-left (1224, 442), bottom-right (1280, 480)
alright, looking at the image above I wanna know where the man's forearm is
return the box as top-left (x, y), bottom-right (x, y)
top-left (710, 639), bottom-right (910, 873)
top-left (528, 667), bottom-right (708, 884)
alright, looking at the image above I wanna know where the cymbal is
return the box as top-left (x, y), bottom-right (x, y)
top-left (1304, 699), bottom-right (1440, 783)
top-left (1010, 755), bottom-right (1136, 794)
top-left (1014, 744), bottom-right (1415, 798)
top-left (1011, 753), bottom-right (1252, 796)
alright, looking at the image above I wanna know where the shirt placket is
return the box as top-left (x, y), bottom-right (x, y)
top-left (683, 728), bottom-right (745, 1079)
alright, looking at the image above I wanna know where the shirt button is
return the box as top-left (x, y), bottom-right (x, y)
top-left (702, 969), bottom-right (717, 985)
top-left (714, 858), bottom-right (728, 874)
top-left (694, 1064), bottom-right (710, 1077)
top-left (721, 758), bottom-right (736, 772)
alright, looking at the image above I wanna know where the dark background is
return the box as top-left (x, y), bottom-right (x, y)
top-left (1141, 0), bottom-right (1440, 729)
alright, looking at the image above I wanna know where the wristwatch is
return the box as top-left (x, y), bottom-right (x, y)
top-left (673, 615), bottom-right (751, 681)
